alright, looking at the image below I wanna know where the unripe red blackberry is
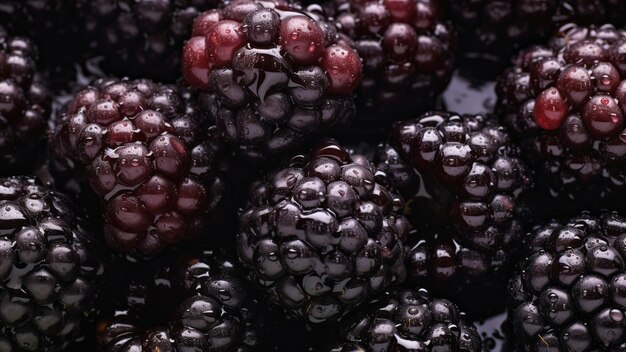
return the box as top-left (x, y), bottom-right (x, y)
top-left (98, 250), bottom-right (264, 351)
top-left (0, 176), bottom-right (104, 351)
top-left (443, 0), bottom-right (626, 62)
top-left (377, 112), bottom-right (531, 317)
top-left (509, 211), bottom-right (626, 352)
top-left (50, 78), bottom-right (231, 255)
top-left (329, 288), bottom-right (482, 352)
top-left (497, 24), bottom-right (626, 204)
top-left (73, 0), bottom-right (218, 82)
top-left (237, 141), bottom-right (411, 323)
top-left (182, 0), bottom-right (362, 160)
top-left (0, 33), bottom-right (51, 175)
top-left (332, 0), bottom-right (456, 121)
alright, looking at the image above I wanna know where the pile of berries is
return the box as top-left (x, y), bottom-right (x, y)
top-left (4, 1), bottom-right (626, 351)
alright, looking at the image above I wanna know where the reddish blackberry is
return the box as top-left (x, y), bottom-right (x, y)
top-left (329, 288), bottom-right (482, 351)
top-left (509, 211), bottom-right (626, 352)
top-left (0, 33), bottom-right (51, 175)
top-left (74, 0), bottom-right (218, 82)
top-left (497, 24), bottom-right (626, 204)
top-left (443, 0), bottom-right (626, 61)
top-left (236, 141), bottom-right (411, 323)
top-left (98, 250), bottom-right (264, 351)
top-left (332, 0), bottom-right (456, 121)
top-left (377, 112), bottom-right (531, 316)
top-left (182, 0), bottom-right (361, 160)
top-left (50, 78), bottom-right (231, 255)
top-left (0, 176), bottom-right (103, 351)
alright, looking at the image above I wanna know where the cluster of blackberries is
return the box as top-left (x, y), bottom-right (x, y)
top-left (2, 0), bottom-right (626, 351)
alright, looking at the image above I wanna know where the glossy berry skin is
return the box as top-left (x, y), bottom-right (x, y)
top-left (182, 0), bottom-right (361, 160)
top-left (509, 211), bottom-right (626, 352)
top-left (497, 24), bottom-right (626, 202)
top-left (443, 0), bottom-right (626, 61)
top-left (377, 112), bottom-right (531, 317)
top-left (50, 78), bottom-right (230, 255)
top-left (98, 250), bottom-right (263, 352)
top-left (0, 176), bottom-right (104, 352)
top-left (329, 288), bottom-right (482, 352)
top-left (332, 0), bottom-right (456, 121)
top-left (0, 34), bottom-right (51, 175)
top-left (75, 0), bottom-right (218, 81)
top-left (237, 142), bottom-right (411, 323)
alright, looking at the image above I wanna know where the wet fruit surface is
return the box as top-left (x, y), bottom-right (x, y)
top-left (378, 111), bottom-right (531, 317)
top-left (509, 211), bottom-right (626, 352)
top-left (182, 0), bottom-right (361, 160)
top-left (50, 78), bottom-right (231, 254)
top-left (498, 24), bottom-right (626, 206)
top-left (0, 176), bottom-right (103, 351)
top-left (237, 141), bottom-right (411, 323)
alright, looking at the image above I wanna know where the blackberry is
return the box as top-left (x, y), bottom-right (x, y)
top-left (377, 112), bottom-right (531, 316)
top-left (497, 24), bottom-right (626, 205)
top-left (74, 0), bottom-right (218, 82)
top-left (0, 176), bottom-right (103, 351)
top-left (443, 0), bottom-right (626, 62)
top-left (329, 288), bottom-right (482, 352)
top-left (0, 33), bottom-right (51, 175)
top-left (182, 0), bottom-right (361, 160)
top-left (236, 141), bottom-right (411, 323)
top-left (50, 78), bottom-right (231, 255)
top-left (509, 211), bottom-right (626, 352)
top-left (332, 0), bottom-right (456, 121)
top-left (98, 250), bottom-right (264, 351)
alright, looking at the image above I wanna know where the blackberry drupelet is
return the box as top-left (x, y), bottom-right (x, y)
top-left (50, 78), bottom-right (231, 255)
top-left (443, 0), bottom-right (626, 62)
top-left (75, 0), bottom-right (218, 82)
top-left (0, 176), bottom-right (103, 351)
top-left (329, 288), bottom-right (482, 352)
top-left (498, 24), bottom-right (626, 205)
top-left (332, 0), bottom-right (456, 121)
top-left (509, 211), bottom-right (626, 352)
top-left (98, 250), bottom-right (264, 351)
top-left (236, 141), bottom-right (411, 323)
top-left (182, 0), bottom-right (361, 160)
top-left (377, 112), bottom-right (531, 316)
top-left (0, 33), bottom-right (51, 175)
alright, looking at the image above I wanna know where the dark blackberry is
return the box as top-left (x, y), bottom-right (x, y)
top-left (74, 0), bottom-right (218, 82)
top-left (182, 0), bottom-right (361, 160)
top-left (332, 0), bottom-right (456, 122)
top-left (0, 33), bottom-right (51, 175)
top-left (50, 78), bottom-right (231, 255)
top-left (443, 0), bottom-right (626, 62)
top-left (329, 288), bottom-right (482, 352)
top-left (497, 24), bottom-right (626, 206)
top-left (98, 250), bottom-right (264, 351)
top-left (376, 112), bottom-right (531, 317)
top-left (509, 211), bottom-right (626, 352)
top-left (236, 141), bottom-right (411, 323)
top-left (0, 176), bottom-right (103, 351)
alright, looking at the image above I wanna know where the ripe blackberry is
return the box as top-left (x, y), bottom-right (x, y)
top-left (509, 211), bottom-right (626, 352)
top-left (332, 0), bottom-right (455, 121)
top-left (75, 0), bottom-right (218, 82)
top-left (237, 141), bottom-right (411, 323)
top-left (329, 288), bottom-right (482, 351)
top-left (443, 0), bottom-right (626, 61)
top-left (377, 112), bottom-right (531, 316)
top-left (182, 0), bottom-right (361, 159)
top-left (50, 78), bottom-right (231, 255)
top-left (498, 24), bottom-right (626, 204)
top-left (98, 250), bottom-right (264, 351)
top-left (0, 176), bottom-right (103, 351)
top-left (0, 33), bottom-right (51, 175)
